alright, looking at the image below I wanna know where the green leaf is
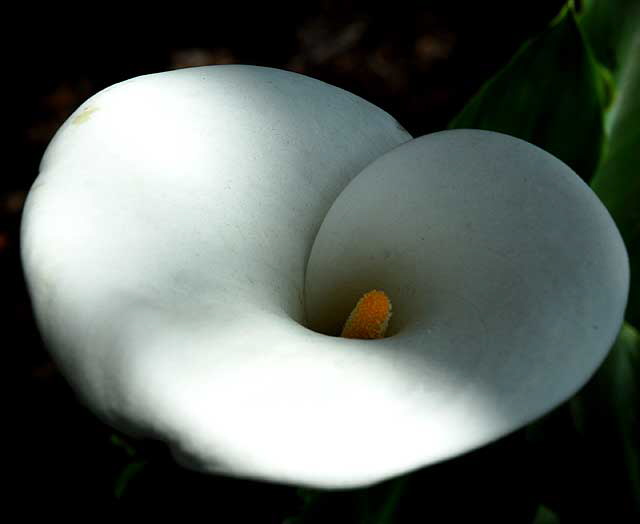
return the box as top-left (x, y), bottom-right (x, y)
top-left (110, 433), bottom-right (138, 457)
top-left (282, 478), bottom-right (408, 524)
top-left (532, 505), bottom-right (561, 524)
top-left (284, 434), bottom-right (539, 523)
top-left (588, 29), bottom-right (640, 325)
top-left (572, 3), bottom-right (640, 512)
top-left (114, 460), bottom-right (148, 500)
top-left (570, 323), bottom-right (640, 517)
top-left (579, 0), bottom-right (640, 83)
top-left (579, 18), bottom-right (640, 516)
top-left (449, 7), bottom-right (605, 180)
top-left (525, 325), bottom-right (639, 521)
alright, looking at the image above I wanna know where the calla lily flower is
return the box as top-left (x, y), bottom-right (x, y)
top-left (21, 65), bottom-right (628, 489)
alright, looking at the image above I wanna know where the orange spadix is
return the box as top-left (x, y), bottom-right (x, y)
top-left (341, 290), bottom-right (392, 339)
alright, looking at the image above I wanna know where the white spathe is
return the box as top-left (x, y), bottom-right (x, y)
top-left (21, 65), bottom-right (628, 489)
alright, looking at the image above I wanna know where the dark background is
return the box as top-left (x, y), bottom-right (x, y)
top-left (7, 1), bottom-right (568, 519)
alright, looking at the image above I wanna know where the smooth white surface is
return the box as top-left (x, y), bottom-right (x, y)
top-left (21, 66), bottom-right (628, 488)
top-left (306, 130), bottom-right (629, 482)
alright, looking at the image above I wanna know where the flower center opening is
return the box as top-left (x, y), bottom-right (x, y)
top-left (340, 290), bottom-right (392, 339)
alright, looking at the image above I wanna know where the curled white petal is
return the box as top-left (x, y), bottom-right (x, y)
top-left (21, 66), bottom-right (628, 489)
top-left (21, 65), bottom-right (411, 488)
top-left (306, 129), bottom-right (628, 484)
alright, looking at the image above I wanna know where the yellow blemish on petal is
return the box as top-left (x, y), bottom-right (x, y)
top-left (73, 106), bottom-right (99, 125)
top-left (341, 290), bottom-right (392, 339)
